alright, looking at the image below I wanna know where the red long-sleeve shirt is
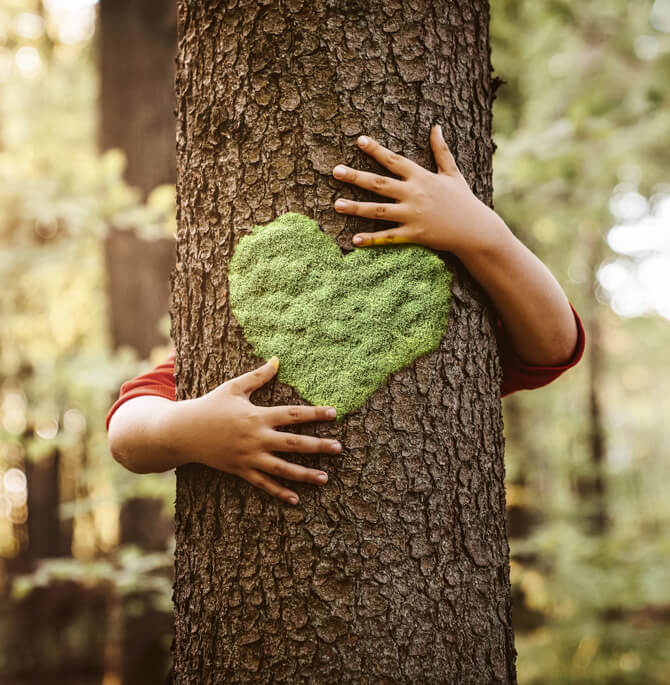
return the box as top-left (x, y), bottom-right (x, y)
top-left (105, 306), bottom-right (585, 432)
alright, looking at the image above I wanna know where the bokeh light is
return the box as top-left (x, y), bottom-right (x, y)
top-left (599, 192), bottom-right (670, 319)
top-left (15, 45), bottom-right (41, 78)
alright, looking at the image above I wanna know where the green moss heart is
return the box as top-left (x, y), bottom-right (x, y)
top-left (228, 212), bottom-right (452, 420)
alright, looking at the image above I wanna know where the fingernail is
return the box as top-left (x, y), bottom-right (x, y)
top-left (330, 441), bottom-right (342, 453)
top-left (333, 164), bottom-right (346, 178)
top-left (353, 235), bottom-right (363, 245)
top-left (357, 135), bottom-right (369, 147)
top-left (325, 407), bottom-right (336, 418)
top-left (289, 496), bottom-right (298, 505)
top-left (438, 124), bottom-right (443, 136)
top-left (268, 356), bottom-right (279, 370)
top-left (334, 198), bottom-right (348, 209)
top-left (317, 472), bottom-right (328, 483)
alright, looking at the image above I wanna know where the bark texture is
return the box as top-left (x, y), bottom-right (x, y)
top-left (171, 1), bottom-right (516, 682)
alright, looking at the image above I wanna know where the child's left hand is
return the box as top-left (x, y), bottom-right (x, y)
top-left (332, 125), bottom-right (507, 258)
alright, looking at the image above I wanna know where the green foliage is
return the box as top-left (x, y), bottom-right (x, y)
top-left (229, 212), bottom-right (452, 418)
top-left (492, 0), bottom-right (670, 682)
top-left (0, 2), bottom-right (175, 566)
top-left (11, 547), bottom-right (174, 608)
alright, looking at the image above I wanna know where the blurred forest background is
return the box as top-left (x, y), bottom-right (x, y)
top-left (0, 0), bottom-right (668, 683)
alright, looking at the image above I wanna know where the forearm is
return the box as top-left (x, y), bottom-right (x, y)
top-left (458, 213), bottom-right (578, 366)
top-left (107, 396), bottom-right (187, 474)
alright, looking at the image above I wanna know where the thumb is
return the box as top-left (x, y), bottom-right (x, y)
top-left (233, 356), bottom-right (279, 395)
top-left (430, 124), bottom-right (459, 176)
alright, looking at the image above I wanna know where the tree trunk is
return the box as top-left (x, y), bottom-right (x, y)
top-left (580, 238), bottom-right (608, 533)
top-left (99, 0), bottom-right (178, 358)
top-left (25, 448), bottom-right (71, 559)
top-left (586, 308), bottom-right (607, 532)
top-left (171, 1), bottom-right (516, 682)
top-left (98, 4), bottom-right (177, 684)
top-left (99, 0), bottom-right (177, 195)
top-left (103, 225), bottom-right (176, 359)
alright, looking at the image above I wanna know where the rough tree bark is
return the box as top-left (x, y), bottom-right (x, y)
top-left (171, 1), bottom-right (516, 682)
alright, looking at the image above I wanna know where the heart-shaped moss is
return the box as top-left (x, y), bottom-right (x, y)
top-left (228, 212), bottom-right (452, 419)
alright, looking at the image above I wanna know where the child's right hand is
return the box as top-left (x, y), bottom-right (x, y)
top-left (163, 357), bottom-right (341, 505)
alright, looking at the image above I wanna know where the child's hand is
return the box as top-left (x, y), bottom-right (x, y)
top-left (164, 357), bottom-right (341, 506)
top-left (330, 126), bottom-right (579, 367)
top-left (332, 125), bottom-right (506, 257)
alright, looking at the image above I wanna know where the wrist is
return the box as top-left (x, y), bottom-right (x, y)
top-left (456, 209), bottom-right (514, 265)
top-left (157, 397), bottom-right (197, 468)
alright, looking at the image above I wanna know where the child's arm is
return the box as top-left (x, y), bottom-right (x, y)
top-left (332, 126), bottom-right (579, 368)
top-left (107, 357), bottom-right (341, 506)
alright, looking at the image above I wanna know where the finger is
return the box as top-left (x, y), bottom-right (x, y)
top-left (430, 124), bottom-right (460, 176)
top-left (356, 135), bottom-right (423, 179)
top-left (244, 468), bottom-right (300, 505)
top-left (332, 165), bottom-right (406, 200)
top-left (255, 453), bottom-right (330, 487)
top-left (352, 226), bottom-right (415, 247)
top-left (264, 404), bottom-right (337, 426)
top-left (232, 357), bottom-right (279, 395)
top-left (333, 198), bottom-right (405, 222)
top-left (265, 429), bottom-right (343, 455)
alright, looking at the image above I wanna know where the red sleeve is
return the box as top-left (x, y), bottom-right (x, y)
top-left (498, 304), bottom-right (585, 397)
top-left (105, 349), bottom-right (177, 432)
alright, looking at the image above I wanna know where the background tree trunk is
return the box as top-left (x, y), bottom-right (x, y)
top-left (103, 227), bottom-right (176, 360)
top-left (24, 448), bottom-right (70, 559)
top-left (98, 3), bottom-right (178, 684)
top-left (171, 1), bottom-right (516, 682)
top-left (577, 237), bottom-right (608, 533)
top-left (99, 0), bottom-right (176, 195)
top-left (99, 0), bottom-right (177, 360)
top-left (98, 0), bottom-right (177, 542)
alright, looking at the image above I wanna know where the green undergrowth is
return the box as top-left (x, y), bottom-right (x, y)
top-left (228, 212), bottom-right (452, 419)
